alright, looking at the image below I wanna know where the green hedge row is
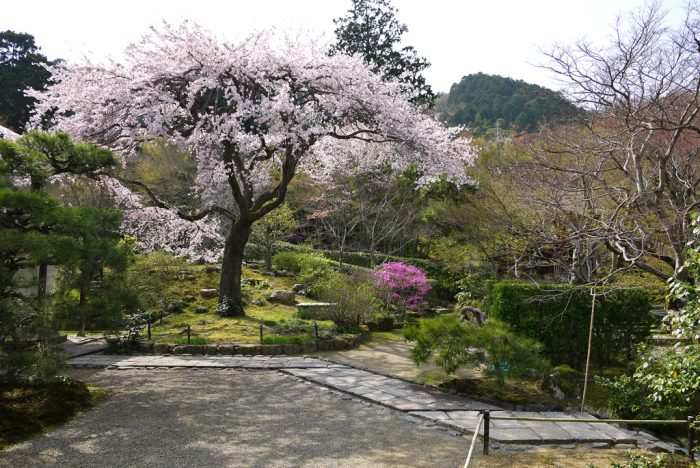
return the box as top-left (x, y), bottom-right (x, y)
top-left (489, 282), bottom-right (654, 367)
top-left (245, 241), bottom-right (459, 302)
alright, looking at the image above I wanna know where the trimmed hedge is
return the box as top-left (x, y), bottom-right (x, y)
top-left (489, 282), bottom-right (653, 367)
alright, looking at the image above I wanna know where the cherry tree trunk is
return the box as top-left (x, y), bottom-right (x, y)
top-left (219, 221), bottom-right (253, 316)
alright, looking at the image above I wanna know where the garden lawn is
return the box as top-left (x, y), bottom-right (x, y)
top-left (147, 265), bottom-right (336, 344)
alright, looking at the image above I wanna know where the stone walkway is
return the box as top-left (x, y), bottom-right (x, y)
top-left (67, 354), bottom-right (682, 453)
top-left (63, 335), bottom-right (108, 357)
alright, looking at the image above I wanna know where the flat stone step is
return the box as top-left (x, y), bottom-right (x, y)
top-left (408, 410), bottom-right (663, 446)
top-left (281, 367), bottom-right (500, 412)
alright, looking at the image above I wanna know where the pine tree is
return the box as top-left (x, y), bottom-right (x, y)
top-left (331, 0), bottom-right (434, 107)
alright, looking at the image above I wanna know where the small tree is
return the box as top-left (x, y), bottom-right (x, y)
top-left (0, 131), bottom-right (120, 383)
top-left (404, 315), bottom-right (550, 385)
top-left (54, 219), bottom-right (139, 336)
top-left (0, 185), bottom-right (75, 383)
top-left (373, 261), bottom-right (430, 315)
top-left (634, 213), bottom-right (700, 404)
top-left (250, 203), bottom-right (297, 271)
top-left (319, 271), bottom-right (380, 327)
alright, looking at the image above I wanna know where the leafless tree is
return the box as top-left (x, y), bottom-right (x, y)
top-left (534, 1), bottom-right (700, 282)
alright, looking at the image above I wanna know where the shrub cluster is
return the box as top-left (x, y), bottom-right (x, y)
top-left (403, 315), bottom-right (550, 384)
top-left (271, 252), bottom-right (340, 297)
top-left (259, 242), bottom-right (458, 301)
top-left (318, 272), bottom-right (380, 326)
top-left (489, 282), bottom-right (653, 367)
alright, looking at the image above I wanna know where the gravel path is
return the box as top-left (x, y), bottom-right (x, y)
top-left (1, 368), bottom-right (468, 468)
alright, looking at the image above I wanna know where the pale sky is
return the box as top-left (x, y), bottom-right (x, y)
top-left (1, 0), bottom-right (689, 93)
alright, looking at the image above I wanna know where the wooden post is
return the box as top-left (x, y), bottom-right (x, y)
top-left (314, 321), bottom-right (319, 350)
top-left (689, 416), bottom-right (695, 461)
top-left (581, 288), bottom-right (597, 412)
top-left (483, 411), bottom-right (490, 455)
top-left (147, 321), bottom-right (151, 340)
top-left (187, 324), bottom-right (191, 344)
top-left (260, 324), bottom-right (264, 344)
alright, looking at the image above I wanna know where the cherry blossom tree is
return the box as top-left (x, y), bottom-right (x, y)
top-left (30, 22), bottom-right (474, 316)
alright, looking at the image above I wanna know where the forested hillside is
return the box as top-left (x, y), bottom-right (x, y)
top-left (436, 73), bottom-right (578, 135)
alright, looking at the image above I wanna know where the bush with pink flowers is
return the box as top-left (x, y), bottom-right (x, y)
top-left (373, 261), bottom-right (431, 315)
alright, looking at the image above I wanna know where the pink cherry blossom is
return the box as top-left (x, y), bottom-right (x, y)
top-left (28, 21), bottom-right (475, 312)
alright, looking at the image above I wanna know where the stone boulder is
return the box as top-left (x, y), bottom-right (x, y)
top-left (296, 302), bottom-right (336, 320)
top-left (199, 288), bottom-right (218, 299)
top-left (291, 283), bottom-right (305, 293)
top-left (268, 290), bottom-right (296, 305)
top-left (204, 264), bottom-right (222, 273)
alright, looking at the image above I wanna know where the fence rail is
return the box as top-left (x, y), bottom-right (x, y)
top-left (144, 317), bottom-right (322, 348)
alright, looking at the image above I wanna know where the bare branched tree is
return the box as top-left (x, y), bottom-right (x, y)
top-left (535, 1), bottom-right (700, 282)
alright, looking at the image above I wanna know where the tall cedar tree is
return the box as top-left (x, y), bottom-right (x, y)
top-left (331, 0), bottom-right (434, 107)
top-left (0, 31), bottom-right (57, 132)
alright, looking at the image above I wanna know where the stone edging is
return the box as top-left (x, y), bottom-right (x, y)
top-left (129, 333), bottom-right (366, 356)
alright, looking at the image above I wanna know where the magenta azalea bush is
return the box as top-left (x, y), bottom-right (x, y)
top-left (373, 261), bottom-right (431, 313)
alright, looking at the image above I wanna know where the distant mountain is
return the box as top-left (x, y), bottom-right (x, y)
top-left (436, 73), bottom-right (578, 135)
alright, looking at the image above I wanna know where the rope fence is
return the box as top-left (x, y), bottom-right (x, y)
top-left (143, 315), bottom-right (322, 348)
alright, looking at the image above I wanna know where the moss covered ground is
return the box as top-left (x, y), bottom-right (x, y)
top-left (0, 379), bottom-right (107, 449)
top-left (147, 265), bottom-right (338, 344)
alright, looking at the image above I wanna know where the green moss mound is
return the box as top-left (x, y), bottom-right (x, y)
top-left (0, 379), bottom-right (102, 449)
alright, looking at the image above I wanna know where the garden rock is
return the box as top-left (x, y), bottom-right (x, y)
top-left (282, 344), bottom-right (301, 354)
top-left (242, 278), bottom-right (270, 288)
top-left (177, 270), bottom-right (196, 280)
top-left (172, 345), bottom-right (203, 354)
top-left (261, 345), bottom-right (282, 355)
top-left (153, 343), bottom-right (172, 354)
top-left (367, 317), bottom-right (394, 331)
top-left (268, 290), bottom-right (296, 305)
top-left (216, 345), bottom-right (237, 355)
top-left (524, 403), bottom-right (546, 412)
top-left (297, 302), bottom-right (335, 320)
top-left (292, 283), bottom-right (305, 293)
top-left (200, 288), bottom-right (218, 299)
top-left (237, 344), bottom-right (263, 355)
top-left (205, 264), bottom-right (222, 273)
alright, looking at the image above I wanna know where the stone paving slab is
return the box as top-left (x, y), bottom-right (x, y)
top-left (407, 410), bottom-right (657, 446)
top-left (63, 336), bottom-right (108, 357)
top-left (68, 354), bottom-right (335, 369)
top-left (281, 366), bottom-right (498, 412)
